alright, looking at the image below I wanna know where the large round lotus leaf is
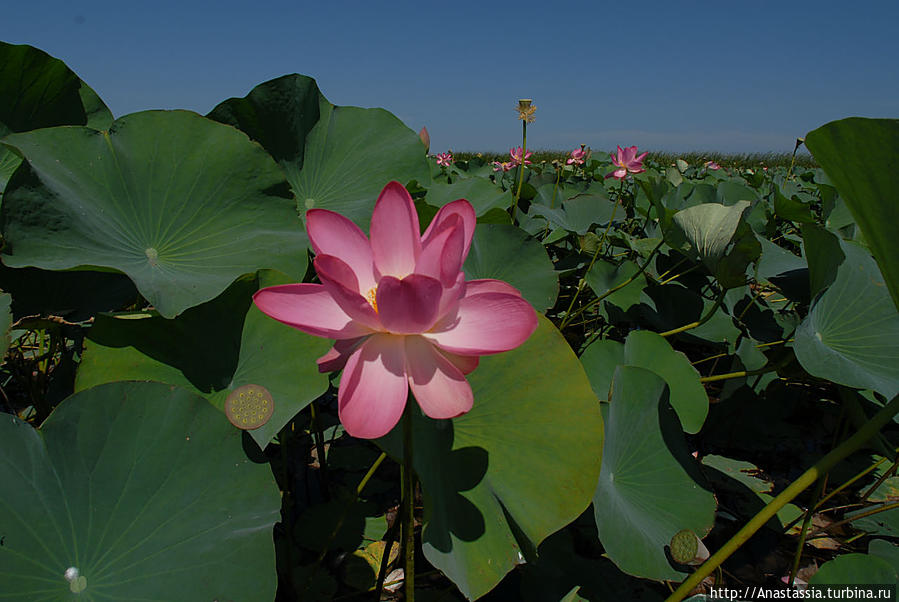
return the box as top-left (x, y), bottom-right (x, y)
top-left (794, 238), bottom-right (899, 399)
top-left (623, 331), bottom-right (708, 433)
top-left (0, 110), bottom-right (307, 318)
top-left (208, 74), bottom-right (430, 229)
top-left (463, 224), bottom-right (558, 312)
top-left (808, 553), bottom-right (897, 585)
top-left (378, 316), bottom-right (603, 600)
top-left (74, 271), bottom-right (330, 448)
top-left (806, 118), bottom-right (899, 310)
top-left (0, 381), bottom-right (281, 600)
top-left (593, 366), bottom-right (715, 581)
top-left (425, 177), bottom-right (512, 216)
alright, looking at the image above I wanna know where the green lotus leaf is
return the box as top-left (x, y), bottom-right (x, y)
top-left (463, 224), bottom-right (558, 312)
top-left (794, 237), bottom-right (899, 399)
top-left (585, 259), bottom-right (656, 316)
top-left (208, 74), bottom-right (430, 229)
top-left (580, 331), bottom-right (708, 433)
top-left (378, 316), bottom-right (603, 600)
top-left (425, 177), bottom-right (512, 216)
top-left (593, 366), bottom-right (715, 581)
top-left (805, 118), bottom-right (899, 310)
top-left (74, 271), bottom-right (331, 447)
top-left (0, 41), bottom-right (86, 131)
top-left (755, 236), bottom-right (809, 303)
top-left (0, 381), bottom-right (281, 600)
top-left (716, 180), bottom-right (758, 206)
top-left (868, 540), bottom-right (899, 576)
top-left (529, 192), bottom-right (618, 235)
top-left (579, 339), bottom-right (625, 403)
top-left (0, 110), bottom-right (306, 318)
top-left (623, 330), bottom-right (708, 433)
top-left (671, 200), bottom-right (751, 271)
top-left (0, 42), bottom-right (113, 200)
top-left (809, 553), bottom-right (897, 585)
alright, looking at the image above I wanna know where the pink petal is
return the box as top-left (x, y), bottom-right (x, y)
top-left (317, 336), bottom-right (368, 372)
top-left (306, 209), bottom-right (376, 292)
top-left (253, 284), bottom-right (373, 339)
top-left (416, 214), bottom-right (465, 287)
top-left (339, 335), bottom-right (409, 439)
top-left (421, 199), bottom-right (476, 260)
top-left (465, 279), bottom-right (524, 297)
top-left (377, 274), bottom-right (443, 334)
top-left (436, 272), bottom-right (467, 320)
top-left (439, 348), bottom-right (479, 375)
top-left (370, 182), bottom-right (421, 278)
top-left (426, 292), bottom-right (538, 355)
top-left (314, 255), bottom-right (382, 331)
top-left (405, 336), bottom-right (473, 419)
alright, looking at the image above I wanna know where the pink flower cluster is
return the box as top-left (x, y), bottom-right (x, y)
top-left (253, 182), bottom-right (538, 439)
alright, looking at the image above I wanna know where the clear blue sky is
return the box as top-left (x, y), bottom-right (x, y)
top-left (4, 0), bottom-right (897, 154)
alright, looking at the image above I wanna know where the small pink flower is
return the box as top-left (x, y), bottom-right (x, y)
top-left (604, 145), bottom-right (649, 180)
top-left (509, 146), bottom-right (533, 167)
top-left (493, 161), bottom-right (513, 172)
top-left (567, 147), bottom-right (586, 165)
top-left (704, 160), bottom-right (721, 170)
top-left (436, 152), bottom-right (454, 167)
top-left (253, 182), bottom-right (538, 439)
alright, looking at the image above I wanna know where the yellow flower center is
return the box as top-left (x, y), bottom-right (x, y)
top-left (365, 286), bottom-right (378, 313)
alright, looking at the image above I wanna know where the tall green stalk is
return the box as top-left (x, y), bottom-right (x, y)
top-left (402, 401), bottom-right (416, 602)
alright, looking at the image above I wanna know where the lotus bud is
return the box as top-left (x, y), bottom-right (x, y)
top-left (419, 126), bottom-right (430, 153)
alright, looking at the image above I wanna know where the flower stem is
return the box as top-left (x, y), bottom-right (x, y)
top-left (402, 401), bottom-right (416, 602)
top-left (309, 399), bottom-right (331, 501)
top-left (659, 289), bottom-right (726, 338)
top-left (511, 121), bottom-right (528, 223)
top-left (665, 393), bottom-right (899, 602)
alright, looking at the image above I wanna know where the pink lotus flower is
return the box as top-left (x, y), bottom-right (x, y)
top-left (604, 145), bottom-right (648, 180)
top-left (253, 182), bottom-right (538, 439)
top-left (436, 152), bottom-right (454, 167)
top-left (509, 146), bottom-right (533, 167)
top-left (704, 160), bottom-right (721, 170)
top-left (493, 161), bottom-right (513, 172)
top-left (567, 147), bottom-right (586, 165)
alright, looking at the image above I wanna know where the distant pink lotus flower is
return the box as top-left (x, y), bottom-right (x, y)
top-left (704, 160), bottom-right (721, 170)
top-left (605, 145), bottom-right (648, 180)
top-left (436, 152), bottom-right (454, 167)
top-left (567, 147), bottom-right (586, 165)
top-left (254, 182), bottom-right (538, 439)
top-left (493, 161), bottom-right (513, 172)
top-left (509, 146), bottom-right (533, 167)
